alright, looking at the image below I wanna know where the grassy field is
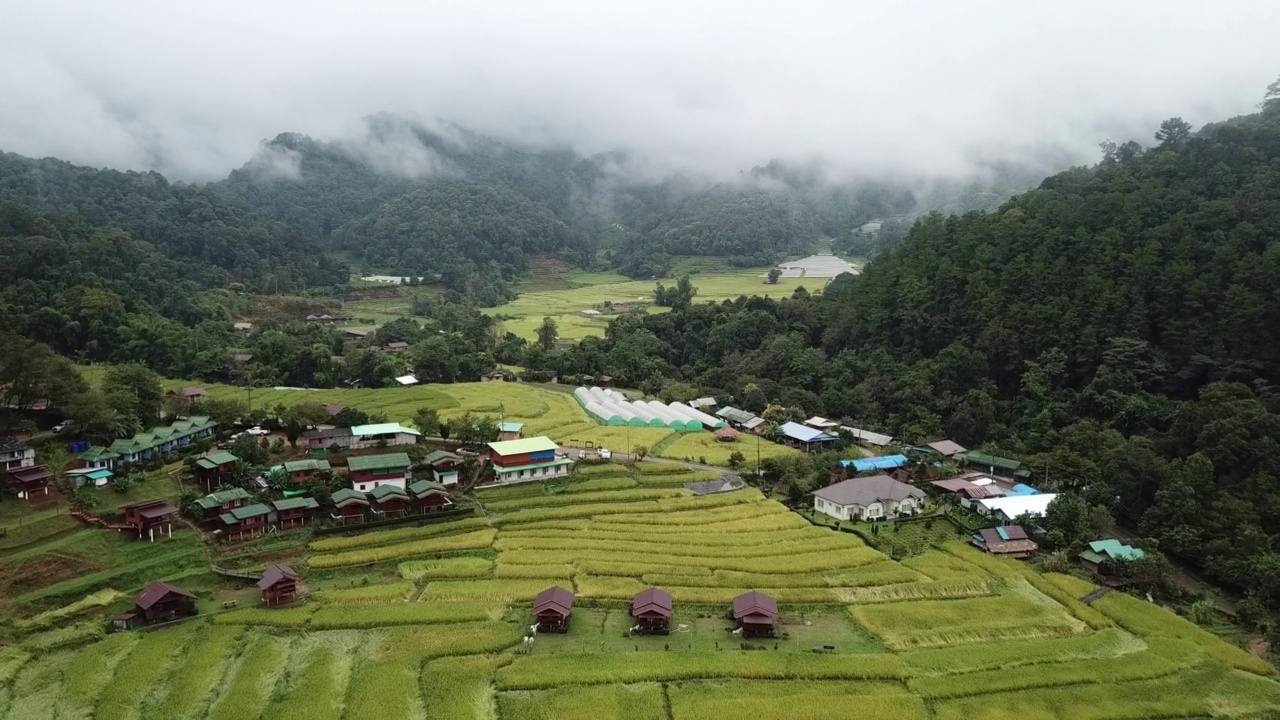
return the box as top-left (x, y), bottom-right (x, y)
top-left (3, 461), bottom-right (1278, 719)
top-left (482, 263), bottom-right (828, 341)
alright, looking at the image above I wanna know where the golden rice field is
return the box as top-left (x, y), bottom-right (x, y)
top-left (5, 465), bottom-right (1278, 719)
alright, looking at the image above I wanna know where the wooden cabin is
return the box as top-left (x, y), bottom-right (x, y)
top-left (123, 499), bottom-right (179, 542)
top-left (258, 564), bottom-right (300, 606)
top-left (497, 422), bottom-right (524, 441)
top-left (407, 480), bottom-right (452, 513)
top-left (346, 452), bottom-right (412, 492)
top-left (424, 450), bottom-right (464, 486)
top-left (194, 451), bottom-right (239, 493)
top-left (631, 587), bottom-right (673, 634)
top-left (533, 586), bottom-right (574, 632)
top-left (283, 458), bottom-right (331, 484)
top-left (218, 503), bottom-right (271, 542)
top-left (370, 483), bottom-right (411, 518)
top-left (272, 496), bottom-right (320, 530)
top-left (971, 525), bottom-right (1038, 559)
top-left (331, 488), bottom-right (369, 524)
top-left (115, 581), bottom-right (197, 629)
top-left (194, 487), bottom-right (252, 520)
top-left (9, 465), bottom-right (52, 501)
top-left (731, 591), bottom-right (778, 638)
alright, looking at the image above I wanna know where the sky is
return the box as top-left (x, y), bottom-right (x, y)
top-left (1, 0), bottom-right (1277, 182)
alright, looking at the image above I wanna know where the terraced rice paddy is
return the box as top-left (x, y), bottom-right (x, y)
top-left (4, 465), bottom-right (1278, 719)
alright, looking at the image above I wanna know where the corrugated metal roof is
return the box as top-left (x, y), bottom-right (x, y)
top-left (732, 591), bottom-right (778, 620)
top-left (925, 440), bottom-right (967, 456)
top-left (814, 475), bottom-right (924, 507)
top-left (347, 453), bottom-right (412, 472)
top-left (840, 426), bottom-right (894, 446)
top-left (780, 422), bottom-right (836, 443)
top-left (497, 422), bottom-right (524, 432)
top-left (488, 437), bottom-right (560, 456)
top-left (195, 487), bottom-right (252, 509)
top-left (1086, 539), bottom-right (1145, 561)
top-left (272, 496), bottom-right (319, 511)
top-left (839, 454), bottom-right (909, 472)
top-left (135, 581), bottom-right (195, 610)
top-left (257, 564), bottom-right (299, 590)
top-left (533, 586), bottom-right (574, 616)
top-left (631, 587), bottom-right (673, 617)
top-left (351, 423), bottom-right (420, 437)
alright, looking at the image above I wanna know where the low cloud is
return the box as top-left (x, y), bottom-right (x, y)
top-left (0, 0), bottom-right (1276, 182)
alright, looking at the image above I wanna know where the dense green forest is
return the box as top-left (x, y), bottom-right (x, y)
top-left (526, 89), bottom-right (1280, 613)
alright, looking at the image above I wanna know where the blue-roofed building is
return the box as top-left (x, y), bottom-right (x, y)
top-left (1007, 483), bottom-right (1042, 496)
top-left (838, 454), bottom-right (909, 473)
top-left (780, 422), bottom-right (838, 452)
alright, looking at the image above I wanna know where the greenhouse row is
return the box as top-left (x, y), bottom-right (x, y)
top-left (572, 386), bottom-right (726, 432)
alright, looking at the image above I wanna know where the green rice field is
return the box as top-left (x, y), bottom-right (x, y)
top-left (3, 458), bottom-right (1278, 719)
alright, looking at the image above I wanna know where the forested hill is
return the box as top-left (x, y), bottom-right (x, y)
top-left (829, 109), bottom-right (1280, 396)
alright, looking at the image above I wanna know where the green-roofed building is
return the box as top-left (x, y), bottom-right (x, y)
top-left (283, 458), bottom-right (331, 484)
top-left (956, 451), bottom-right (1025, 477)
top-left (1080, 539), bottom-right (1147, 581)
top-left (423, 449), bottom-right (463, 486)
top-left (408, 480), bottom-right (452, 512)
top-left (195, 486), bottom-right (252, 515)
top-left (272, 496), bottom-right (320, 529)
top-left (194, 451), bottom-right (240, 492)
top-left (218, 503), bottom-right (271, 542)
top-left (77, 445), bottom-right (120, 470)
top-left (331, 487), bottom-right (370, 523)
top-left (105, 416), bottom-right (219, 467)
top-left (347, 453), bottom-right (412, 493)
top-left (497, 421), bottom-right (524, 441)
top-left (370, 483), bottom-right (411, 517)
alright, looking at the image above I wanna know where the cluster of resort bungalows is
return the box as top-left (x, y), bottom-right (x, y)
top-left (531, 586), bottom-right (779, 638)
top-left (113, 562), bottom-right (301, 630)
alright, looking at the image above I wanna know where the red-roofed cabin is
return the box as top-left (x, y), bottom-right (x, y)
top-left (9, 465), bottom-right (52, 502)
top-left (631, 587), bottom-right (673, 634)
top-left (123, 499), bottom-right (178, 542)
top-left (731, 591), bottom-right (779, 638)
top-left (115, 581), bottom-right (197, 628)
top-left (259, 564), bottom-right (300, 606)
top-left (533, 586), bottom-right (574, 632)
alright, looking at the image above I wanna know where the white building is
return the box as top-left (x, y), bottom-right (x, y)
top-left (350, 423), bottom-right (421, 448)
top-left (0, 438), bottom-right (35, 471)
top-left (974, 494), bottom-right (1058, 523)
top-left (812, 474), bottom-right (925, 522)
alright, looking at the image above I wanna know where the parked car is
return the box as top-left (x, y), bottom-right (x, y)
top-left (246, 426), bottom-right (270, 436)
top-left (52, 421), bottom-right (73, 434)
top-left (598, 448), bottom-right (612, 460)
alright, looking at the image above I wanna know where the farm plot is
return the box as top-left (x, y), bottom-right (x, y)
top-left (668, 680), bottom-right (927, 720)
top-left (850, 592), bottom-right (1085, 649)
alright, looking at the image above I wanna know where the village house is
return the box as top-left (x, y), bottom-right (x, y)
top-left (780, 421), bottom-right (838, 452)
top-left (9, 465), bottom-right (52, 501)
top-left (351, 423), bottom-right (420, 448)
top-left (973, 493), bottom-right (1058, 524)
top-left (714, 426), bottom-right (740, 443)
top-left (922, 439), bottom-right (967, 457)
top-left (194, 451), bottom-right (239, 493)
top-left (533, 586), bottom-right (574, 632)
top-left (813, 474), bottom-right (925, 522)
top-left (955, 451), bottom-right (1030, 479)
top-left (283, 458), bottom-right (331, 484)
top-left (167, 386), bottom-right (207, 404)
top-left (370, 483), bottom-right (411, 517)
top-left (731, 591), bottom-right (778, 637)
top-left (301, 427), bottom-right (355, 450)
top-left (840, 426), bottom-right (894, 449)
top-left (803, 416), bottom-right (841, 432)
top-left (123, 499), bottom-right (179, 541)
top-left (424, 450), bottom-right (464, 486)
top-left (272, 496), bottom-right (320, 530)
top-left (194, 486), bottom-right (252, 520)
top-left (1080, 539), bottom-right (1145, 581)
top-left (77, 445), bottom-right (120, 470)
top-left (331, 488), bottom-right (370, 523)
top-left (716, 406), bottom-right (766, 434)
top-left (631, 587), bottom-right (673, 634)
top-left (688, 397), bottom-right (717, 411)
top-left (108, 417), bottom-right (218, 466)
top-left (218, 503), bottom-right (271, 542)
top-left (972, 526), bottom-right (1039, 559)
top-left (233, 321), bottom-right (253, 331)
top-left (488, 437), bottom-right (572, 484)
top-left (408, 480), bottom-right (452, 513)
top-left (65, 467), bottom-right (114, 488)
top-left (836, 454), bottom-right (909, 480)
top-left (384, 341), bottom-right (410, 352)
top-left (481, 368), bottom-right (517, 382)
top-left (232, 353), bottom-right (254, 364)
top-left (931, 476), bottom-right (1005, 508)
top-left (0, 437), bottom-right (35, 471)
top-left (114, 581), bottom-right (198, 629)
top-left (347, 452), bottom-right (412, 492)
top-left (343, 329), bottom-right (369, 342)
top-left (394, 374), bottom-right (420, 387)
top-left (259, 564), bottom-right (300, 606)
top-left (497, 421), bottom-right (524, 441)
